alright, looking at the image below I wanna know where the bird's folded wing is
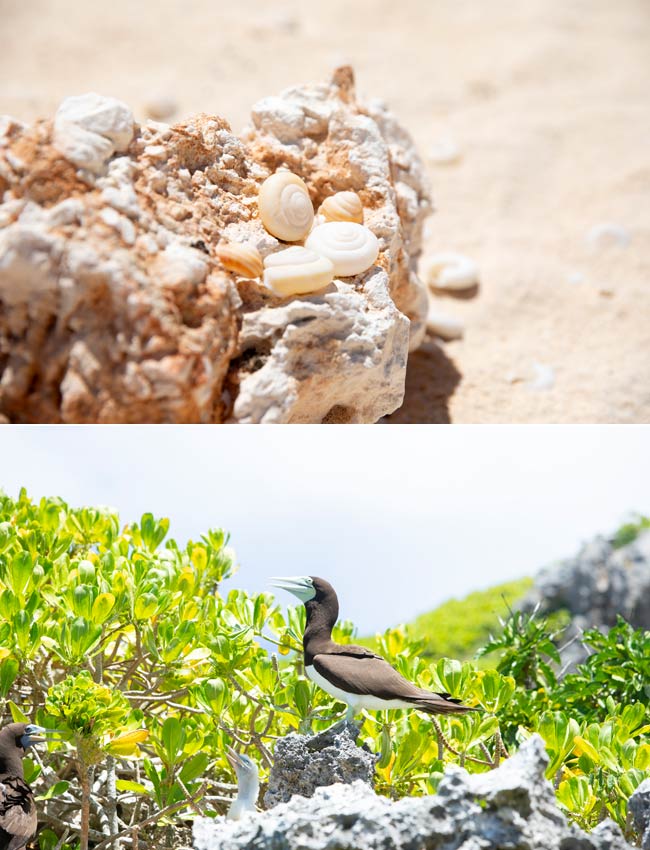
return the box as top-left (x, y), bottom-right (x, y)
top-left (312, 651), bottom-right (431, 700)
top-left (0, 777), bottom-right (37, 840)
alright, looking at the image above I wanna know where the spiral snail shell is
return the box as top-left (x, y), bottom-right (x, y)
top-left (215, 243), bottom-right (263, 278)
top-left (263, 246), bottom-right (334, 297)
top-left (318, 191), bottom-right (364, 224)
top-left (258, 171), bottom-right (314, 242)
top-left (305, 221), bottom-right (379, 277)
top-left (421, 252), bottom-right (479, 292)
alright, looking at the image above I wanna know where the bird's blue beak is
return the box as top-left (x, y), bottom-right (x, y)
top-left (269, 576), bottom-right (315, 602)
top-left (21, 725), bottom-right (65, 749)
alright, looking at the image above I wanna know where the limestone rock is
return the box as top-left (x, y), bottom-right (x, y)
top-left (0, 68), bottom-right (431, 423)
top-left (522, 529), bottom-right (650, 668)
top-left (193, 735), bottom-right (631, 850)
top-left (264, 721), bottom-right (376, 809)
top-left (53, 93), bottom-right (135, 175)
top-left (629, 779), bottom-right (650, 850)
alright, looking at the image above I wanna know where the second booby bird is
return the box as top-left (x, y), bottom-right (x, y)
top-left (224, 746), bottom-right (259, 820)
top-left (0, 723), bottom-right (60, 850)
top-left (271, 576), bottom-right (477, 722)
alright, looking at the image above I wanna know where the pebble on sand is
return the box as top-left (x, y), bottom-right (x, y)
top-left (586, 223), bottom-right (631, 251)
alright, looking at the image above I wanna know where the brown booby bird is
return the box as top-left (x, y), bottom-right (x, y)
top-left (0, 723), bottom-right (58, 850)
top-left (224, 747), bottom-right (259, 820)
top-left (271, 576), bottom-right (477, 722)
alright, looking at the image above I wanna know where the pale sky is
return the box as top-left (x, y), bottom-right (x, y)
top-left (0, 426), bottom-right (648, 635)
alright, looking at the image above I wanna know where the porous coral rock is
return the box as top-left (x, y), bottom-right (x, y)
top-left (0, 68), bottom-right (431, 423)
top-left (193, 736), bottom-right (632, 850)
top-left (263, 721), bottom-right (376, 809)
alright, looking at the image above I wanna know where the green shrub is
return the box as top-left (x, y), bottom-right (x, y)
top-left (611, 514), bottom-right (650, 548)
top-left (360, 578), bottom-right (533, 662)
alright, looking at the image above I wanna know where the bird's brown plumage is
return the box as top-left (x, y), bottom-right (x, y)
top-left (0, 724), bottom-right (38, 850)
top-left (304, 577), bottom-right (477, 717)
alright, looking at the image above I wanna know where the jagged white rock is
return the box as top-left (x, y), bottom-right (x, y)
top-left (1, 68), bottom-right (430, 422)
top-left (54, 93), bottom-right (134, 174)
top-left (193, 735), bottom-right (631, 850)
top-left (234, 269), bottom-right (408, 424)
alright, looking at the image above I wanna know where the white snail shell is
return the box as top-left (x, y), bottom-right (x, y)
top-left (426, 307), bottom-right (464, 340)
top-left (305, 222), bottom-right (379, 277)
top-left (421, 252), bottom-right (479, 292)
top-left (215, 243), bottom-right (263, 278)
top-left (258, 171), bottom-right (314, 242)
top-left (263, 246), bottom-right (334, 296)
top-left (318, 191), bottom-right (364, 224)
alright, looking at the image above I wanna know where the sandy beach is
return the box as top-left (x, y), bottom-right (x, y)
top-left (2, 0), bottom-right (649, 423)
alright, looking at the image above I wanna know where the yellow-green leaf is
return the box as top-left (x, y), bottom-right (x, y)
top-left (105, 729), bottom-right (149, 756)
top-left (92, 592), bottom-right (116, 625)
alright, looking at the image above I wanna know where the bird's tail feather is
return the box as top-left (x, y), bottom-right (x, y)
top-left (410, 695), bottom-right (479, 715)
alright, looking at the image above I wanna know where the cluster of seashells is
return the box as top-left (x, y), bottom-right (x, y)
top-left (215, 170), bottom-right (379, 297)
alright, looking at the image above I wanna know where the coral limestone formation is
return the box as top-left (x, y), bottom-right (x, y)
top-left (194, 736), bottom-right (634, 850)
top-left (0, 67), bottom-right (431, 423)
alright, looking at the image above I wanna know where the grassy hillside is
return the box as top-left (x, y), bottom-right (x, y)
top-left (362, 577), bottom-right (533, 661)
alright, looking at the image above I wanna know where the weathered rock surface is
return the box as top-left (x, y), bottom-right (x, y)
top-left (194, 735), bottom-right (631, 850)
top-left (523, 529), bottom-right (650, 668)
top-left (630, 779), bottom-right (650, 850)
top-left (0, 68), bottom-right (431, 423)
top-left (264, 721), bottom-right (376, 809)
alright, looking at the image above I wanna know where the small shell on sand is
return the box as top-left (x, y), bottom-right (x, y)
top-left (216, 243), bottom-right (263, 278)
top-left (427, 137), bottom-right (462, 165)
top-left (318, 191), bottom-right (364, 224)
top-left (263, 246), bottom-right (334, 296)
top-left (528, 362), bottom-right (556, 391)
top-left (586, 223), bottom-right (631, 250)
top-left (426, 308), bottom-right (464, 340)
top-left (421, 252), bottom-right (479, 292)
top-left (305, 221), bottom-right (379, 276)
top-left (258, 171), bottom-right (314, 242)
top-left (144, 95), bottom-right (178, 122)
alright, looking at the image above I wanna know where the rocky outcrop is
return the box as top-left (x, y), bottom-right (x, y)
top-left (630, 779), bottom-right (650, 850)
top-left (522, 529), bottom-right (650, 668)
top-left (264, 721), bottom-right (376, 808)
top-left (0, 68), bottom-right (431, 423)
top-left (193, 735), bottom-right (631, 850)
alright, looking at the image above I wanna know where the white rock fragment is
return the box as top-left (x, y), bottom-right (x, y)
top-left (586, 223), bottom-right (631, 251)
top-left (567, 271), bottom-right (585, 285)
top-left (54, 93), bottom-right (134, 174)
top-left (251, 97), bottom-right (308, 144)
top-left (56, 93), bottom-right (134, 150)
top-left (426, 306), bottom-right (464, 340)
top-left (99, 207), bottom-right (136, 245)
top-left (47, 199), bottom-right (84, 227)
top-left (156, 243), bottom-right (208, 290)
top-left (421, 251), bottom-right (479, 292)
top-left (101, 185), bottom-right (141, 219)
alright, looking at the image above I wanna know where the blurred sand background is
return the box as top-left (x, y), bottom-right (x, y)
top-left (1, 0), bottom-right (649, 423)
